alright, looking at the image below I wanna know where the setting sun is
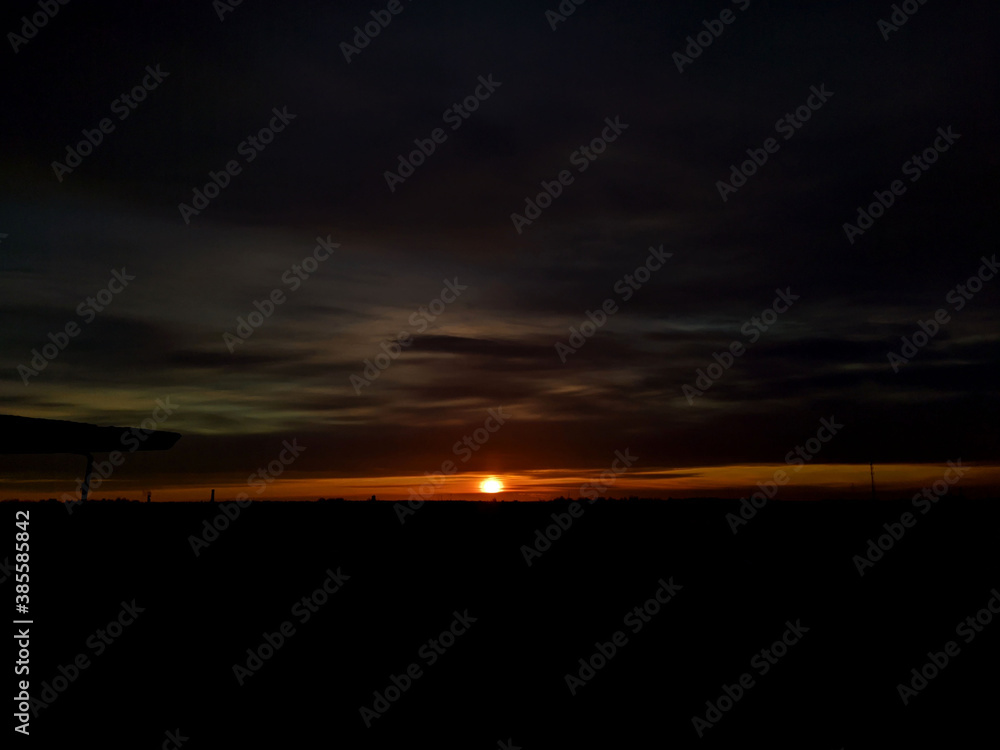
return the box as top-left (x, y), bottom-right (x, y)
top-left (480, 477), bottom-right (504, 494)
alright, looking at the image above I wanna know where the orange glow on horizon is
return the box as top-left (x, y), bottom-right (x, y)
top-left (479, 477), bottom-right (504, 494)
top-left (5, 463), bottom-right (1000, 502)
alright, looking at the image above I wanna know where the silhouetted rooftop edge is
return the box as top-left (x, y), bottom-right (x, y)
top-left (0, 414), bottom-right (181, 455)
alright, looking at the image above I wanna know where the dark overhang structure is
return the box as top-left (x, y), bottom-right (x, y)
top-left (0, 414), bottom-right (181, 501)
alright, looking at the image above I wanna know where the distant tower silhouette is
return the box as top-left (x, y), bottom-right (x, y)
top-left (870, 462), bottom-right (876, 500)
top-left (81, 453), bottom-right (94, 501)
top-left (210, 489), bottom-right (215, 503)
top-left (146, 490), bottom-right (151, 503)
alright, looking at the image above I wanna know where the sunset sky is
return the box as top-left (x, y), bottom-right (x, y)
top-left (1, 0), bottom-right (997, 501)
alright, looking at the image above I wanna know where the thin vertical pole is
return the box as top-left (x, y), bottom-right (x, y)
top-left (81, 453), bottom-right (94, 502)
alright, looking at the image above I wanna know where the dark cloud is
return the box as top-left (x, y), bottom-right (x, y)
top-left (0, 0), bottom-right (997, 496)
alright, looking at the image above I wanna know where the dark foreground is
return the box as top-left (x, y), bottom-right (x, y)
top-left (6, 498), bottom-right (999, 747)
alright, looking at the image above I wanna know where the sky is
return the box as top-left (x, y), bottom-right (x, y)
top-left (1, 0), bottom-right (998, 500)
